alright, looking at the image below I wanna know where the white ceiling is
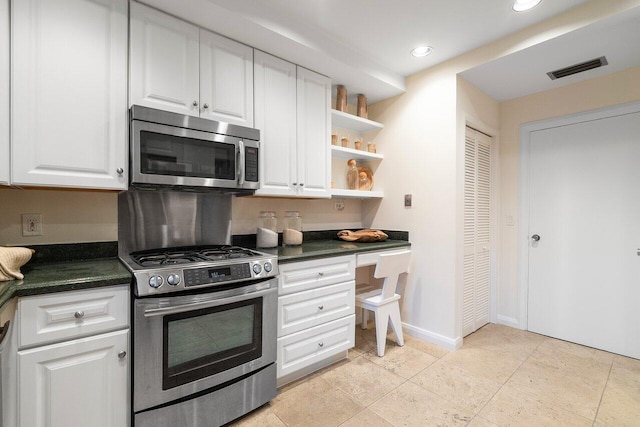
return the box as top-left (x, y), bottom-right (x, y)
top-left (142, 0), bottom-right (640, 103)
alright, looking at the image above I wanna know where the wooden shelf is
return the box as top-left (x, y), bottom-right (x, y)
top-left (331, 109), bottom-right (383, 134)
top-left (331, 145), bottom-right (383, 161)
top-left (331, 189), bottom-right (384, 199)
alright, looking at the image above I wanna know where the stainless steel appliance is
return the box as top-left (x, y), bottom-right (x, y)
top-left (129, 105), bottom-right (260, 192)
top-left (118, 190), bottom-right (278, 427)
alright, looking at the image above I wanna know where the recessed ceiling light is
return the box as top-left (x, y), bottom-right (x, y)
top-left (513, 0), bottom-right (542, 12)
top-left (411, 46), bottom-right (433, 57)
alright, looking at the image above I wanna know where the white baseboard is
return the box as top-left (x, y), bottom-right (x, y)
top-left (402, 322), bottom-right (462, 351)
top-left (496, 314), bottom-right (521, 330)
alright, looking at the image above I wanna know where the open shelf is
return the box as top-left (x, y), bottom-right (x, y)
top-left (331, 189), bottom-right (384, 199)
top-left (331, 109), bottom-right (384, 134)
top-left (331, 145), bottom-right (383, 161)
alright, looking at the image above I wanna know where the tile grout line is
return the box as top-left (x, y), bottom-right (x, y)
top-left (591, 356), bottom-right (614, 427)
top-left (469, 334), bottom-right (548, 426)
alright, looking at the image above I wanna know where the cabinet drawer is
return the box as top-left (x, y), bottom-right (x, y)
top-left (18, 285), bottom-right (129, 349)
top-left (278, 280), bottom-right (354, 337)
top-left (277, 314), bottom-right (355, 379)
top-left (278, 256), bottom-right (355, 295)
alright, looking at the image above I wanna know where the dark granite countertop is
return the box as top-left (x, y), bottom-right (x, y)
top-left (0, 232), bottom-right (409, 309)
top-left (0, 258), bottom-right (131, 310)
top-left (258, 239), bottom-right (411, 263)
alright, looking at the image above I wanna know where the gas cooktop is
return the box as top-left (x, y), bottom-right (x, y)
top-left (120, 245), bottom-right (278, 297)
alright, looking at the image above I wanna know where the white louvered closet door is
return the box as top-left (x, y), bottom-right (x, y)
top-left (463, 127), bottom-right (492, 337)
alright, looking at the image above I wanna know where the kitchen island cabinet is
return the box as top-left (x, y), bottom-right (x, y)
top-left (10, 0), bottom-right (128, 190)
top-left (130, 2), bottom-right (254, 127)
top-left (255, 51), bottom-right (331, 198)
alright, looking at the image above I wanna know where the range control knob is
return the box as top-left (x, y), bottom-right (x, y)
top-left (149, 275), bottom-right (164, 288)
top-left (252, 263), bottom-right (262, 274)
top-left (263, 262), bottom-right (273, 273)
top-left (167, 274), bottom-right (181, 286)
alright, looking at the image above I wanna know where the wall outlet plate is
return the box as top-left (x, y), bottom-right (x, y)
top-left (22, 213), bottom-right (43, 236)
top-left (404, 194), bottom-right (412, 207)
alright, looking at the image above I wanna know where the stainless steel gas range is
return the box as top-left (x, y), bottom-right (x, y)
top-left (118, 190), bottom-right (278, 427)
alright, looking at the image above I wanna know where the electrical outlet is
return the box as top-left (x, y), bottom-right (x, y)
top-left (334, 201), bottom-right (345, 211)
top-left (404, 194), bottom-right (412, 207)
top-left (22, 214), bottom-right (43, 236)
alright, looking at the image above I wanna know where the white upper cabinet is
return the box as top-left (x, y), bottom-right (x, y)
top-left (129, 2), bottom-right (200, 117)
top-left (199, 30), bottom-right (254, 127)
top-left (254, 51), bottom-right (298, 197)
top-left (11, 0), bottom-right (128, 190)
top-left (1, 0), bottom-right (9, 185)
top-left (297, 67), bottom-right (331, 198)
top-left (255, 52), bottom-right (331, 198)
top-left (130, 2), bottom-right (254, 127)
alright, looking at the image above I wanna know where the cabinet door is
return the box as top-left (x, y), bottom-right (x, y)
top-left (18, 329), bottom-right (129, 427)
top-left (11, 0), bottom-right (127, 190)
top-left (0, 0), bottom-right (8, 185)
top-left (254, 51), bottom-right (298, 197)
top-left (296, 67), bottom-right (331, 198)
top-left (199, 30), bottom-right (253, 127)
top-left (130, 2), bottom-right (199, 116)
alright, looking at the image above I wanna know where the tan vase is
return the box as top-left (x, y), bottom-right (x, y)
top-left (336, 85), bottom-right (347, 112)
top-left (357, 94), bottom-right (368, 119)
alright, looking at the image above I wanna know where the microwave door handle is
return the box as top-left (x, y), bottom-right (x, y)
top-left (237, 140), bottom-right (245, 186)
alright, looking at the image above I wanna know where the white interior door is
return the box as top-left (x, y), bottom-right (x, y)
top-left (528, 110), bottom-right (640, 359)
top-left (462, 127), bottom-right (492, 337)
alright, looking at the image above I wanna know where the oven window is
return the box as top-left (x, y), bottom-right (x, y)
top-left (163, 298), bottom-right (262, 390)
top-left (140, 131), bottom-right (236, 180)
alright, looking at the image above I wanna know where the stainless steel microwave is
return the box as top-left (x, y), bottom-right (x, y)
top-left (129, 105), bottom-right (259, 192)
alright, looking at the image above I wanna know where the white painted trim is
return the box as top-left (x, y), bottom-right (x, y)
top-left (496, 314), bottom-right (520, 330)
top-left (457, 113), bottom-right (500, 339)
top-left (518, 100), bottom-right (640, 330)
top-left (403, 322), bottom-right (462, 351)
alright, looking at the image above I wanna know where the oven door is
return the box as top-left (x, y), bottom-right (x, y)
top-left (133, 278), bottom-right (277, 413)
top-left (130, 120), bottom-right (259, 190)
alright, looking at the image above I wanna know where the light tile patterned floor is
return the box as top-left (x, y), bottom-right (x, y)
top-left (230, 323), bottom-right (640, 427)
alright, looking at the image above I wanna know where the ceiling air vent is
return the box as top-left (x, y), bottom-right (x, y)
top-left (547, 56), bottom-right (608, 80)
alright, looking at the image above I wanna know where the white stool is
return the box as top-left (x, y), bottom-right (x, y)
top-left (355, 250), bottom-right (411, 357)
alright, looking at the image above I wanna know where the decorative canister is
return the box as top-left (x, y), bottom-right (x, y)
top-left (331, 134), bottom-right (338, 145)
top-left (357, 94), bottom-right (368, 119)
top-left (354, 140), bottom-right (363, 150)
top-left (367, 143), bottom-right (376, 153)
top-left (283, 211), bottom-right (303, 246)
top-left (336, 85), bottom-right (347, 112)
top-left (341, 137), bottom-right (350, 148)
top-left (256, 211), bottom-right (278, 248)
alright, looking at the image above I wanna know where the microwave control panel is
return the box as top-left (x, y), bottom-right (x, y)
top-left (245, 146), bottom-right (258, 182)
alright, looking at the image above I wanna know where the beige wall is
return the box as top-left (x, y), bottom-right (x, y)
top-left (0, 187), bottom-right (363, 246)
top-left (366, 0), bottom-right (640, 347)
top-left (498, 65), bottom-right (640, 325)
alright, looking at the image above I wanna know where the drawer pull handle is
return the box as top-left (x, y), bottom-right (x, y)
top-left (74, 311), bottom-right (85, 319)
top-left (318, 305), bottom-right (324, 310)
top-left (318, 342), bottom-right (324, 348)
top-left (118, 351), bottom-right (127, 359)
top-left (318, 272), bottom-right (324, 276)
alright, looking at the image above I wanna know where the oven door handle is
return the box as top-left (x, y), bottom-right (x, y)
top-left (143, 285), bottom-right (275, 317)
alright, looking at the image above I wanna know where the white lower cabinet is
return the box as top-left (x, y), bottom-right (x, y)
top-left (18, 329), bottom-right (129, 427)
top-left (15, 286), bottom-right (130, 427)
top-left (277, 256), bottom-right (355, 385)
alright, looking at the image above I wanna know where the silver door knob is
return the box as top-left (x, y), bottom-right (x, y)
top-left (318, 272), bottom-right (324, 276)
top-left (292, 182), bottom-right (297, 186)
top-left (532, 234), bottom-right (541, 242)
top-left (203, 103), bottom-right (209, 109)
top-left (318, 342), bottom-right (324, 348)
top-left (192, 101), bottom-right (198, 107)
top-left (118, 351), bottom-right (127, 359)
top-left (116, 168), bottom-right (124, 176)
top-left (299, 183), bottom-right (304, 187)
top-left (318, 305), bottom-right (324, 310)
top-left (74, 311), bottom-right (85, 319)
